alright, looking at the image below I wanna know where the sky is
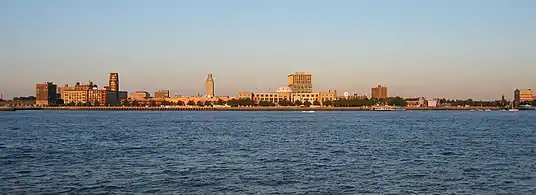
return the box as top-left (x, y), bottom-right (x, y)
top-left (1, 0), bottom-right (535, 100)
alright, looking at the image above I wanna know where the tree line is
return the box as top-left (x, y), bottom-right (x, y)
top-left (11, 96), bottom-right (536, 107)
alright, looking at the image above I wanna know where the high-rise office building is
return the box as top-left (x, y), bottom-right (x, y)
top-left (514, 89), bottom-right (533, 104)
top-left (36, 82), bottom-right (57, 106)
top-left (371, 85), bottom-right (388, 99)
top-left (288, 72), bottom-right (312, 93)
top-left (109, 73), bottom-right (119, 101)
top-left (206, 74), bottom-right (215, 98)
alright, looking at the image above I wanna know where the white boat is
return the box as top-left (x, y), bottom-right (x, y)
top-left (508, 102), bottom-right (519, 112)
top-left (301, 110), bottom-right (315, 113)
top-left (371, 105), bottom-right (405, 111)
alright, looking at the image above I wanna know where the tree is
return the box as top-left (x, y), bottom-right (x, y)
top-left (294, 100), bottom-right (303, 106)
top-left (122, 101), bottom-right (131, 107)
top-left (196, 101), bottom-right (204, 107)
top-left (386, 97), bottom-right (406, 106)
top-left (204, 101), bottom-right (212, 106)
top-left (313, 100), bottom-right (321, 106)
top-left (227, 98), bottom-right (256, 107)
top-left (216, 99), bottom-right (225, 105)
top-left (76, 102), bottom-right (84, 107)
top-left (187, 100), bottom-right (196, 106)
top-left (278, 99), bottom-right (293, 106)
top-left (68, 101), bottom-right (76, 106)
top-left (150, 101), bottom-right (157, 107)
top-left (93, 100), bottom-right (101, 107)
top-left (322, 100), bottom-right (332, 107)
top-left (258, 101), bottom-right (275, 107)
top-left (132, 100), bottom-right (139, 107)
top-left (177, 100), bottom-right (185, 106)
top-left (303, 100), bottom-right (312, 107)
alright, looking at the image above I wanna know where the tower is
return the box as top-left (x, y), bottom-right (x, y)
top-left (205, 73), bottom-right (215, 98)
top-left (109, 73), bottom-right (119, 101)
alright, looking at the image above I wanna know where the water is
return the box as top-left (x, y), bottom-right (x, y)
top-left (1, 111), bottom-right (535, 194)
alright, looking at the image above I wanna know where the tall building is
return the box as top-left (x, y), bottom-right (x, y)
top-left (154, 90), bottom-right (170, 99)
top-left (514, 89), bottom-right (533, 104)
top-left (288, 72), bottom-right (312, 93)
top-left (109, 73), bottom-right (119, 101)
top-left (371, 85), bottom-right (388, 99)
top-left (36, 82), bottom-right (57, 106)
top-left (205, 73), bottom-right (215, 98)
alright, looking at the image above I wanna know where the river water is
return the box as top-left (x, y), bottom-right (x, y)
top-left (1, 111), bottom-right (535, 194)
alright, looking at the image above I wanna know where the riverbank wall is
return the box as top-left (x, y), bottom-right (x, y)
top-left (12, 106), bottom-right (505, 111)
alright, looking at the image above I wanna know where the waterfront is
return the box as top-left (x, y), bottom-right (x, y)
top-left (1, 111), bottom-right (535, 194)
top-left (3, 106), bottom-right (510, 112)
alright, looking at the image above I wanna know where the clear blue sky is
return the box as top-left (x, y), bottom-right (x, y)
top-left (1, 0), bottom-right (535, 100)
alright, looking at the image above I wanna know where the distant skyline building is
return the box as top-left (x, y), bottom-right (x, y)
top-left (36, 82), bottom-right (57, 106)
top-left (109, 73), bottom-right (119, 101)
top-left (154, 89), bottom-right (170, 99)
top-left (514, 89), bottom-right (533, 104)
top-left (238, 72), bottom-right (336, 106)
top-left (205, 73), bottom-right (215, 98)
top-left (130, 91), bottom-right (151, 100)
top-left (287, 72), bottom-right (312, 93)
top-left (371, 85), bottom-right (388, 99)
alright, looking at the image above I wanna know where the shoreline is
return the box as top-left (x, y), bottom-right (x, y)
top-left (2, 106), bottom-right (509, 111)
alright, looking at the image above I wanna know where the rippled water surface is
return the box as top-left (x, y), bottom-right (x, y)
top-left (1, 111), bottom-right (536, 194)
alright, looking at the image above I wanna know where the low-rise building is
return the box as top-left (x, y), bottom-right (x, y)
top-left (236, 87), bottom-right (337, 105)
top-left (406, 97), bottom-right (427, 107)
top-left (130, 91), bottom-right (151, 100)
top-left (61, 82), bottom-right (121, 105)
top-left (427, 99), bottom-right (439, 107)
top-left (154, 90), bottom-right (170, 99)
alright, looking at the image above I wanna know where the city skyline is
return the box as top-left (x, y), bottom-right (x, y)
top-left (2, 1), bottom-right (536, 100)
top-left (1, 70), bottom-right (535, 101)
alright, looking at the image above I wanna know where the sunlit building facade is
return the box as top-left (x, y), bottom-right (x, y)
top-left (288, 72), bottom-right (312, 93)
top-left (36, 82), bottom-right (57, 106)
top-left (371, 85), bottom-right (388, 99)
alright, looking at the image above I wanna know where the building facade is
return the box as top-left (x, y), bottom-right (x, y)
top-left (109, 73), bottom-right (119, 101)
top-left (205, 74), bottom-right (215, 98)
top-left (406, 97), bottom-right (427, 107)
top-left (288, 72), bottom-right (312, 93)
top-left (36, 82), bottom-right (57, 106)
top-left (237, 87), bottom-right (336, 105)
top-left (130, 91), bottom-right (151, 100)
top-left (61, 81), bottom-right (120, 105)
top-left (154, 90), bottom-right (170, 99)
top-left (371, 85), bottom-right (388, 99)
top-left (520, 89), bottom-right (533, 102)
